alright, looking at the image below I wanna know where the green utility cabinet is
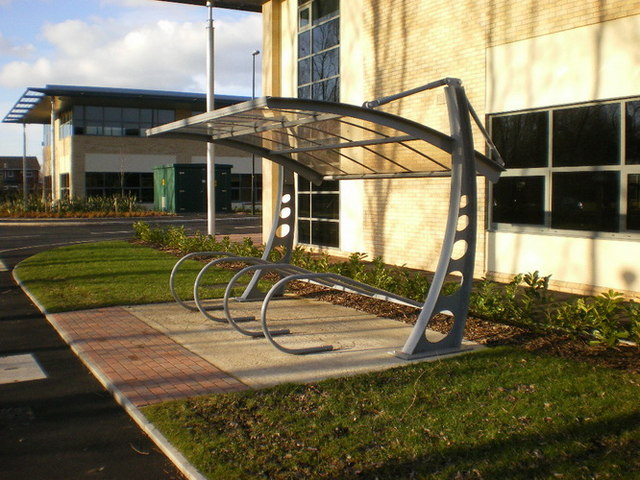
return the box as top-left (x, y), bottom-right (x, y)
top-left (153, 163), bottom-right (231, 213)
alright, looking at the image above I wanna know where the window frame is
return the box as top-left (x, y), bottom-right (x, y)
top-left (489, 97), bottom-right (640, 239)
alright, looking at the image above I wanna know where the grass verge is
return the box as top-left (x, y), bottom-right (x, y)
top-left (14, 240), bottom-right (239, 312)
top-left (143, 347), bottom-right (640, 479)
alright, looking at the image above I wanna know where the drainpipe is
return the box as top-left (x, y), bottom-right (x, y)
top-left (206, 0), bottom-right (216, 236)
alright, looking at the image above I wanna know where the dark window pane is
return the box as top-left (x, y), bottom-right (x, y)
top-left (312, 0), bottom-right (338, 25)
top-left (312, 18), bottom-right (339, 53)
top-left (86, 188), bottom-right (103, 197)
top-left (491, 112), bottom-right (548, 168)
top-left (298, 219), bottom-right (311, 243)
top-left (298, 194), bottom-right (310, 217)
top-left (85, 173), bottom-right (103, 188)
top-left (140, 109), bottom-right (153, 123)
top-left (628, 174), bottom-right (640, 230)
top-left (312, 48), bottom-right (339, 81)
top-left (626, 101), bottom-right (640, 165)
top-left (298, 58), bottom-right (311, 85)
top-left (313, 193), bottom-right (339, 219)
top-left (299, 5), bottom-right (310, 28)
top-left (123, 108), bottom-right (139, 122)
top-left (553, 104), bottom-right (620, 166)
top-left (298, 86), bottom-right (312, 99)
top-left (552, 171), bottom-right (619, 232)
top-left (73, 105), bottom-right (84, 121)
top-left (298, 176), bottom-right (311, 191)
top-left (86, 106), bottom-right (102, 121)
top-left (140, 188), bottom-right (153, 203)
top-left (312, 78), bottom-right (339, 102)
top-left (312, 220), bottom-right (339, 247)
top-left (103, 173), bottom-right (121, 188)
top-left (312, 180), bottom-right (338, 192)
top-left (155, 109), bottom-right (175, 125)
top-left (298, 30), bottom-right (310, 58)
top-left (123, 173), bottom-right (140, 188)
top-left (140, 173), bottom-right (153, 188)
top-left (492, 176), bottom-right (545, 225)
top-left (104, 107), bottom-right (122, 123)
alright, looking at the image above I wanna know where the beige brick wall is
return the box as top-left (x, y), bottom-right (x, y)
top-left (356, 0), bottom-right (640, 277)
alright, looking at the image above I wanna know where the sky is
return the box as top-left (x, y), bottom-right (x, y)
top-left (0, 0), bottom-right (263, 163)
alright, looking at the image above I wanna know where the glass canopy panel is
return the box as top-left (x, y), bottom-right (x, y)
top-left (144, 96), bottom-right (493, 181)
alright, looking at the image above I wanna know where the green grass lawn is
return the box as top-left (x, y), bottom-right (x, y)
top-left (14, 240), bottom-right (238, 312)
top-left (15, 240), bottom-right (640, 479)
top-left (143, 347), bottom-right (640, 479)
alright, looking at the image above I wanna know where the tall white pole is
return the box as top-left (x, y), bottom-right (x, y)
top-left (22, 123), bottom-right (28, 203)
top-left (50, 97), bottom-right (56, 203)
top-left (251, 49), bottom-right (260, 215)
top-left (206, 1), bottom-right (216, 235)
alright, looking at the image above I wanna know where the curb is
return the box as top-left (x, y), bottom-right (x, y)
top-left (12, 266), bottom-right (208, 480)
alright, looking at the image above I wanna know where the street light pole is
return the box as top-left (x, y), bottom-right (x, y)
top-left (251, 49), bottom-right (260, 215)
top-left (206, 0), bottom-right (216, 235)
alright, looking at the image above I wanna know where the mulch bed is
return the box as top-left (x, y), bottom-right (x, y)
top-left (288, 281), bottom-right (640, 375)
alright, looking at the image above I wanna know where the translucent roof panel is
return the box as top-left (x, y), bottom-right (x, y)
top-left (147, 96), bottom-right (502, 184)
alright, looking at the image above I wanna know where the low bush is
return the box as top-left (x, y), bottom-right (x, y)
top-left (0, 193), bottom-right (159, 217)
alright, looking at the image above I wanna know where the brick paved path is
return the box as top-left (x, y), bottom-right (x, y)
top-left (49, 307), bottom-right (248, 406)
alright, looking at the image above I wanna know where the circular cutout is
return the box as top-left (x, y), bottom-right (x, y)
top-left (275, 224), bottom-right (291, 238)
top-left (280, 206), bottom-right (292, 219)
top-left (451, 239), bottom-right (468, 260)
top-left (459, 194), bottom-right (468, 209)
top-left (457, 214), bottom-right (469, 231)
top-left (282, 193), bottom-right (291, 203)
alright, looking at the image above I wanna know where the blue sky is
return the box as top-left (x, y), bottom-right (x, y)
top-left (0, 0), bottom-right (262, 161)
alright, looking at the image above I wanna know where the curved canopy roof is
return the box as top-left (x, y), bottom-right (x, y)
top-left (146, 96), bottom-right (504, 185)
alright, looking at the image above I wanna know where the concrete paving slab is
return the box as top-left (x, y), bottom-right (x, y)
top-left (125, 297), bottom-right (482, 390)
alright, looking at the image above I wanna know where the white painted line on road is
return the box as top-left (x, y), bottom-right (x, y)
top-left (0, 258), bottom-right (9, 272)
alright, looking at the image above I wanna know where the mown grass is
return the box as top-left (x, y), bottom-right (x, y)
top-left (143, 347), bottom-right (640, 479)
top-left (14, 240), bottom-right (240, 312)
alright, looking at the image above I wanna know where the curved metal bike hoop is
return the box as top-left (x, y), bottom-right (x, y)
top-left (222, 263), bottom-right (301, 337)
top-left (170, 251), bottom-right (233, 311)
top-left (193, 256), bottom-right (272, 323)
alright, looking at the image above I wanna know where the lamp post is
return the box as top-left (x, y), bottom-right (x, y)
top-left (251, 49), bottom-right (260, 215)
top-left (206, 0), bottom-right (216, 235)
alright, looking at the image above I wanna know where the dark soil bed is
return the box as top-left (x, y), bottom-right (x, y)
top-left (289, 281), bottom-right (640, 375)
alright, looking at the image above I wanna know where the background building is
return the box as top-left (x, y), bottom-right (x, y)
top-left (3, 85), bottom-right (261, 210)
top-left (257, 0), bottom-right (640, 297)
top-left (0, 156), bottom-right (40, 198)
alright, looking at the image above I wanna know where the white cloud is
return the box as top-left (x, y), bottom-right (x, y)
top-left (0, 32), bottom-right (35, 59)
top-left (0, 12), bottom-right (262, 95)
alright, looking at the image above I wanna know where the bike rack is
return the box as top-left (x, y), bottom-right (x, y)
top-left (150, 78), bottom-right (504, 359)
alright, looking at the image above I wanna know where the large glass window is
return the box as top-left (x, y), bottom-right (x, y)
top-left (69, 106), bottom-right (175, 137)
top-left (297, 0), bottom-right (339, 102)
top-left (297, 177), bottom-right (339, 248)
top-left (491, 99), bottom-right (640, 234)
top-left (231, 173), bottom-right (262, 203)
top-left (297, 0), bottom-right (340, 248)
top-left (85, 172), bottom-right (153, 202)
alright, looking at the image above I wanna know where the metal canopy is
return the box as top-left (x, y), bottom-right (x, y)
top-left (146, 95), bottom-right (503, 185)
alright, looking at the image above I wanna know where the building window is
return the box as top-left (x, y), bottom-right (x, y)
top-left (297, 177), bottom-right (339, 248)
top-left (297, 0), bottom-right (340, 248)
top-left (490, 98), bottom-right (640, 234)
top-left (60, 173), bottom-right (70, 199)
top-left (69, 106), bottom-right (175, 137)
top-left (231, 173), bottom-right (262, 203)
top-left (297, 0), bottom-right (339, 102)
top-left (85, 172), bottom-right (153, 202)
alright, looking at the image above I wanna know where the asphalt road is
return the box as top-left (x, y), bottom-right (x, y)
top-left (0, 214), bottom-right (260, 480)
